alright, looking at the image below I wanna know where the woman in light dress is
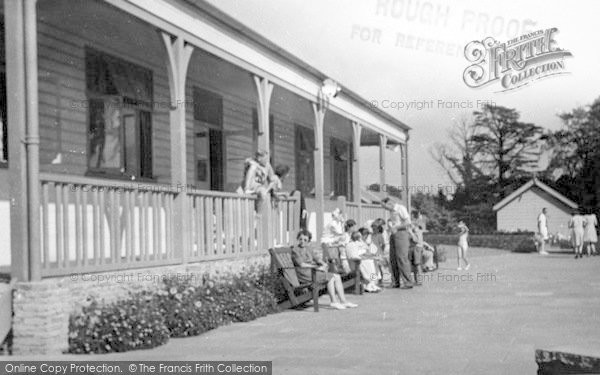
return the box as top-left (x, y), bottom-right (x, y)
top-left (569, 210), bottom-right (586, 259)
top-left (457, 220), bottom-right (470, 270)
top-left (583, 210), bottom-right (598, 256)
top-left (321, 208), bottom-right (346, 247)
top-left (345, 229), bottom-right (382, 292)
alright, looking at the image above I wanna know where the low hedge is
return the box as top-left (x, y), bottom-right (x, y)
top-left (68, 291), bottom-right (170, 354)
top-left (424, 233), bottom-right (537, 252)
top-left (68, 265), bottom-right (282, 354)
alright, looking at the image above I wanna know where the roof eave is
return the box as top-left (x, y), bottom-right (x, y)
top-left (177, 0), bottom-right (411, 133)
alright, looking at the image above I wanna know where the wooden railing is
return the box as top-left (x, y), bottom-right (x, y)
top-left (361, 203), bottom-right (389, 224)
top-left (270, 195), bottom-right (300, 247)
top-left (345, 201), bottom-right (389, 225)
top-left (40, 173), bottom-right (179, 277)
top-left (187, 189), bottom-right (260, 261)
top-left (39, 174), bottom-right (302, 277)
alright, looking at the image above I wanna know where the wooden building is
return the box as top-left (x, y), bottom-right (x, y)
top-left (0, 0), bottom-right (410, 283)
top-left (493, 178), bottom-right (578, 237)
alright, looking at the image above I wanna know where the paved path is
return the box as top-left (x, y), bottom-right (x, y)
top-left (14, 247), bottom-right (600, 374)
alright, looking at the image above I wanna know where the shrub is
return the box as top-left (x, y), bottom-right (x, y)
top-left (68, 265), bottom-right (282, 354)
top-left (68, 292), bottom-right (169, 354)
top-left (424, 233), bottom-right (537, 252)
top-left (157, 269), bottom-right (279, 338)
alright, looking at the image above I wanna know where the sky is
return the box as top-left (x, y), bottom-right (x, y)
top-left (206, 0), bottom-right (600, 192)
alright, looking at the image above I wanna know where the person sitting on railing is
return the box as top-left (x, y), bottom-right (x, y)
top-left (268, 164), bottom-right (290, 208)
top-left (345, 229), bottom-right (382, 293)
top-left (237, 150), bottom-right (274, 212)
top-left (292, 229), bottom-right (358, 310)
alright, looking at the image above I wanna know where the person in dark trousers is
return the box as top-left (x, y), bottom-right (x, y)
top-left (381, 197), bottom-right (413, 289)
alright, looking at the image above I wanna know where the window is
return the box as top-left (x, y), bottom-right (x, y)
top-left (193, 87), bottom-right (224, 191)
top-left (0, 20), bottom-right (6, 167)
top-left (330, 138), bottom-right (350, 199)
top-left (85, 48), bottom-right (153, 179)
top-left (295, 125), bottom-right (314, 196)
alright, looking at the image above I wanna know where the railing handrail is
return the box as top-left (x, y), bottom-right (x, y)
top-left (346, 202), bottom-right (383, 209)
top-left (187, 188), bottom-right (256, 199)
top-left (362, 203), bottom-right (383, 208)
top-left (40, 172), bottom-right (178, 193)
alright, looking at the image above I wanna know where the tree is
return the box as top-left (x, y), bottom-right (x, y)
top-left (430, 114), bottom-right (496, 213)
top-left (546, 98), bottom-right (600, 210)
top-left (430, 115), bottom-right (484, 189)
top-left (470, 104), bottom-right (546, 197)
top-left (411, 191), bottom-right (456, 233)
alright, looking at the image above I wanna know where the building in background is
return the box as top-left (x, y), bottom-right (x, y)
top-left (493, 178), bottom-right (578, 238)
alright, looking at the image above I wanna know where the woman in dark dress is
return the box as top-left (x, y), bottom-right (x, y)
top-left (291, 230), bottom-right (358, 310)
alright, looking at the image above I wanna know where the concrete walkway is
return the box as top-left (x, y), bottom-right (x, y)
top-left (13, 247), bottom-right (600, 374)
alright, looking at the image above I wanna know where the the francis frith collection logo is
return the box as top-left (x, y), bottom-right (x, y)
top-left (463, 28), bottom-right (572, 91)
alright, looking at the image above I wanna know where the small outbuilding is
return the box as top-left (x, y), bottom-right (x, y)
top-left (493, 178), bottom-right (578, 238)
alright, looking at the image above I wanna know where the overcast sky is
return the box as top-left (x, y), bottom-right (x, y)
top-left (206, 0), bottom-right (600, 192)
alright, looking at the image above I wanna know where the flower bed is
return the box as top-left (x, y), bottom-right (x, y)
top-left (68, 266), bottom-right (282, 354)
top-left (424, 233), bottom-right (537, 253)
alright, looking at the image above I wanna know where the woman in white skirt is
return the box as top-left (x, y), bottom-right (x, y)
top-left (583, 210), bottom-right (598, 256)
top-left (569, 210), bottom-right (586, 259)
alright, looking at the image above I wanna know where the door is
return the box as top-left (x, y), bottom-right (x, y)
top-left (193, 87), bottom-right (224, 191)
top-left (295, 125), bottom-right (314, 195)
top-left (331, 138), bottom-right (350, 199)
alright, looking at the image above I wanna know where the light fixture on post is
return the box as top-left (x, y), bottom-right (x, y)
top-left (318, 78), bottom-right (341, 111)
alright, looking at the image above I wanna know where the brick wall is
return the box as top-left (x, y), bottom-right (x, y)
top-left (11, 254), bottom-right (270, 355)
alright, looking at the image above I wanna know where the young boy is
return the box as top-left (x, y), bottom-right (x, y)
top-left (457, 220), bottom-right (470, 271)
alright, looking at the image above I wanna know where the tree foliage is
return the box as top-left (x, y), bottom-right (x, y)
top-left (546, 98), bottom-right (600, 210)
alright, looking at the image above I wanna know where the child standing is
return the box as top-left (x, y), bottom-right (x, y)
top-left (457, 220), bottom-right (470, 271)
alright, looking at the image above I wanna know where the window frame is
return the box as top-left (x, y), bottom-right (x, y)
top-left (84, 47), bottom-right (154, 181)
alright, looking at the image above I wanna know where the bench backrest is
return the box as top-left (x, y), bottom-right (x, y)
top-left (322, 244), bottom-right (343, 262)
top-left (269, 247), bottom-right (301, 288)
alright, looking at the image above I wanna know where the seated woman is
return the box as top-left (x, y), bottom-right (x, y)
top-left (339, 219), bottom-right (358, 274)
top-left (291, 229), bottom-right (358, 310)
top-left (345, 229), bottom-right (382, 293)
top-left (321, 208), bottom-right (346, 247)
top-left (422, 241), bottom-right (436, 272)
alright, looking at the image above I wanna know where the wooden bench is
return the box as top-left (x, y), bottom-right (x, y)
top-left (269, 247), bottom-right (361, 312)
top-left (321, 244), bottom-right (363, 295)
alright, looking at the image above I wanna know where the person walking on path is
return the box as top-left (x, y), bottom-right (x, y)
top-left (569, 210), bottom-right (586, 259)
top-left (381, 197), bottom-right (413, 289)
top-left (536, 208), bottom-right (550, 255)
top-left (457, 220), bottom-right (470, 271)
top-left (583, 209), bottom-right (598, 256)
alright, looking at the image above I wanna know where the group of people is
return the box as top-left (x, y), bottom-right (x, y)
top-left (568, 209), bottom-right (598, 258)
top-left (290, 197), bottom-right (442, 310)
top-left (535, 207), bottom-right (598, 258)
top-left (237, 150), bottom-right (293, 212)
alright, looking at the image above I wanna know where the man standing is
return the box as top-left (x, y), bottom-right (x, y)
top-left (537, 208), bottom-right (549, 255)
top-left (381, 197), bottom-right (413, 289)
